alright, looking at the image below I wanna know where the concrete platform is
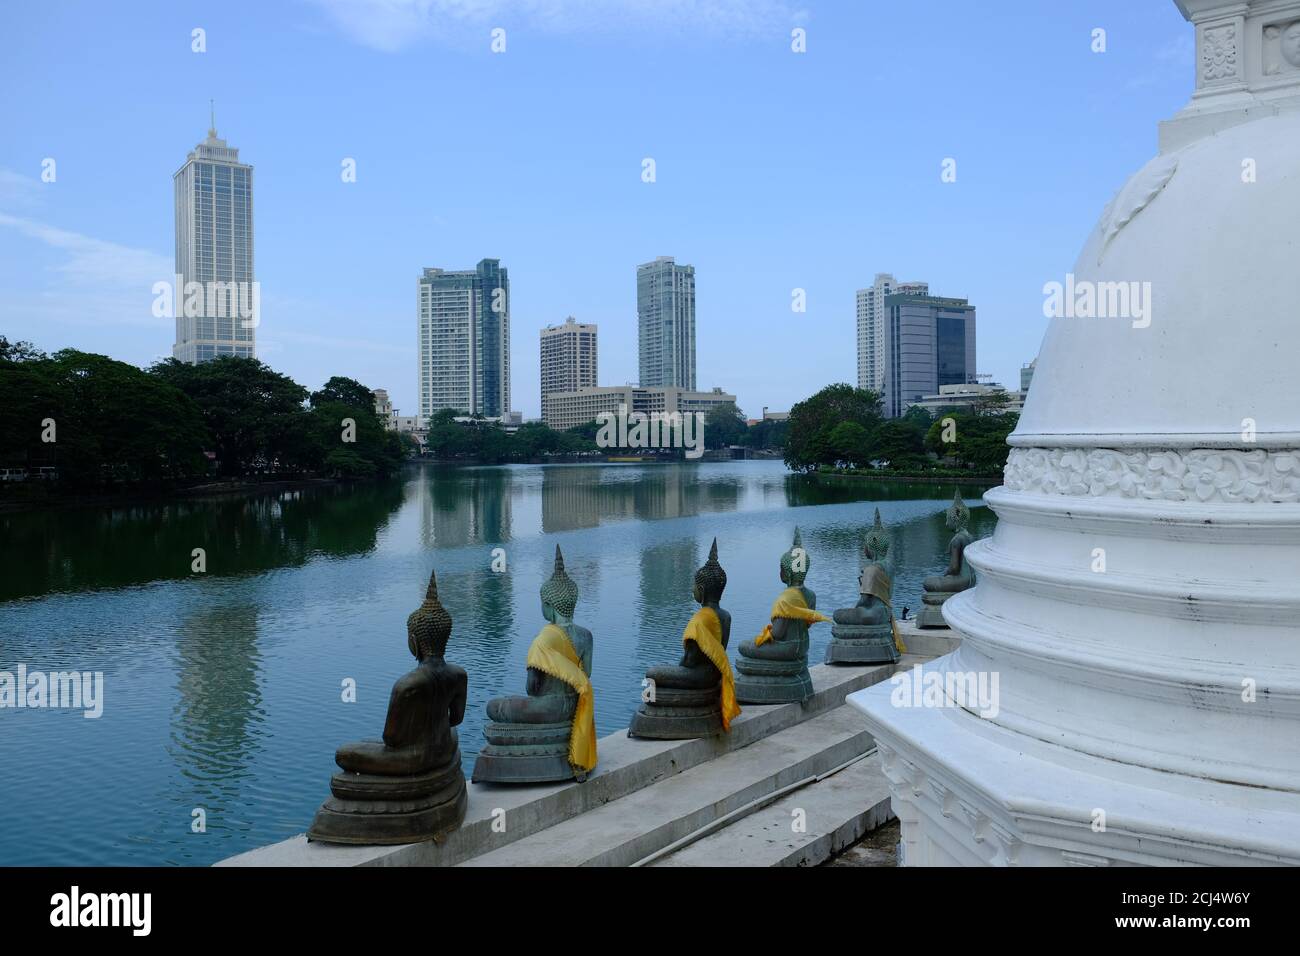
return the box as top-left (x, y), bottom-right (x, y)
top-left (650, 751), bottom-right (894, 868)
top-left (217, 660), bottom-right (899, 867)
top-left (461, 706), bottom-right (873, 867)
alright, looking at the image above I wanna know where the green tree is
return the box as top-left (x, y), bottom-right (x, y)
top-left (826, 421), bottom-right (871, 468)
top-left (310, 376), bottom-right (380, 422)
top-left (150, 355), bottom-right (312, 476)
top-left (704, 401), bottom-right (747, 449)
top-left (38, 350), bottom-right (209, 486)
top-left (871, 419), bottom-right (927, 469)
top-left (308, 400), bottom-right (404, 477)
top-left (925, 411), bottom-right (1018, 471)
top-left (783, 384), bottom-right (883, 472)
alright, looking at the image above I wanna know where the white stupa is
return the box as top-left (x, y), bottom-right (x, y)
top-left (849, 0), bottom-right (1300, 866)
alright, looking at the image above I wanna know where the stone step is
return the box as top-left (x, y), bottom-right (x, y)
top-left (649, 750), bottom-right (894, 867)
top-left (458, 705), bottom-right (874, 867)
top-left (217, 660), bottom-right (900, 867)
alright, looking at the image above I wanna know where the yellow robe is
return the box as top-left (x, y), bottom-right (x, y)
top-left (526, 623), bottom-right (597, 772)
top-left (754, 587), bottom-right (832, 646)
top-left (860, 564), bottom-right (907, 655)
top-left (682, 607), bottom-right (742, 731)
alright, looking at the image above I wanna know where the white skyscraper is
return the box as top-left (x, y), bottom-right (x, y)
top-left (417, 259), bottom-right (511, 419)
top-left (172, 114), bottom-right (256, 363)
top-left (856, 273), bottom-right (927, 393)
top-left (637, 257), bottom-right (696, 390)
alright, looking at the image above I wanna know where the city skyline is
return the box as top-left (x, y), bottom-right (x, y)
top-left (0, 1), bottom-right (1195, 418)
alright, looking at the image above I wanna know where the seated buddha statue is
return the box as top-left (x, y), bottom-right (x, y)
top-left (308, 569), bottom-right (468, 845)
top-left (629, 539), bottom-right (741, 740)
top-left (734, 528), bottom-right (831, 704)
top-left (827, 509), bottom-right (905, 665)
top-left (472, 545), bottom-right (597, 784)
top-left (917, 490), bottom-right (975, 628)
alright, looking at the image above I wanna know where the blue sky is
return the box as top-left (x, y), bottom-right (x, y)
top-left (0, 0), bottom-right (1193, 419)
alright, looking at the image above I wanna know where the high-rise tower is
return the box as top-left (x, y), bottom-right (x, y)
top-left (173, 110), bottom-right (256, 363)
top-left (637, 257), bottom-right (695, 390)
top-left (417, 259), bottom-right (511, 418)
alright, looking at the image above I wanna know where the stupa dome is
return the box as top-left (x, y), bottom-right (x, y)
top-left (1015, 112), bottom-right (1300, 450)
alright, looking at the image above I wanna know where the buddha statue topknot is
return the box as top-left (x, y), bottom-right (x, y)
top-left (916, 491), bottom-right (974, 628)
top-left (308, 568), bottom-right (468, 845)
top-left (473, 545), bottom-right (597, 784)
top-left (629, 539), bottom-right (741, 739)
top-left (827, 509), bottom-right (904, 664)
top-left (734, 528), bottom-right (831, 704)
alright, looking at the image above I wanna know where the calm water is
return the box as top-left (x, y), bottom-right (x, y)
top-left (0, 461), bottom-right (994, 866)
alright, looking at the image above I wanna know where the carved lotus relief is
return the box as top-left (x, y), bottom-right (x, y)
top-left (1201, 24), bottom-right (1238, 81)
top-left (1004, 448), bottom-right (1300, 503)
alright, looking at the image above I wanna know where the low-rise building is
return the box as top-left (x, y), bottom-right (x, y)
top-left (907, 382), bottom-right (1024, 416)
top-left (543, 385), bottom-right (737, 432)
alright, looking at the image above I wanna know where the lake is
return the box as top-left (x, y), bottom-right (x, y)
top-left (0, 460), bottom-right (994, 865)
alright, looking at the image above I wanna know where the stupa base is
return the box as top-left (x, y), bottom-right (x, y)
top-left (849, 676), bottom-right (1300, 866)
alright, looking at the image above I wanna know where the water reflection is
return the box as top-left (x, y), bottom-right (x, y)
top-left (416, 467), bottom-right (513, 547)
top-left (0, 481), bottom-right (406, 602)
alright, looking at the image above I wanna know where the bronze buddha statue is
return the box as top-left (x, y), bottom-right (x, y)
top-left (629, 539), bottom-right (741, 739)
top-left (827, 509), bottom-right (903, 664)
top-left (473, 546), bottom-right (597, 784)
top-left (308, 569), bottom-right (468, 845)
top-left (917, 491), bottom-right (975, 628)
top-left (734, 528), bottom-right (830, 704)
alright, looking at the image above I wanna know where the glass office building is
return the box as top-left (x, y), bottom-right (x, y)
top-left (637, 257), bottom-right (696, 390)
top-left (172, 122), bottom-right (255, 363)
top-left (417, 259), bottom-right (512, 419)
top-left (882, 293), bottom-right (977, 418)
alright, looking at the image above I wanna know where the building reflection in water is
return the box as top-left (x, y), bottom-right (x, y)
top-left (417, 467), bottom-right (513, 548)
top-left (540, 463), bottom-right (743, 532)
top-left (168, 602), bottom-right (264, 845)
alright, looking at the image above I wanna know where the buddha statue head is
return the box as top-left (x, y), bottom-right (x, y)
top-left (407, 569), bottom-right (453, 661)
top-left (864, 508), bottom-right (890, 563)
top-left (692, 538), bottom-right (727, 605)
top-left (780, 528), bottom-right (810, 587)
top-left (540, 544), bottom-right (579, 625)
top-left (946, 490), bottom-right (971, 533)
top-left (1284, 21), bottom-right (1300, 69)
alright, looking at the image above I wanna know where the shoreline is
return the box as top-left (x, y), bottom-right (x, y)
top-left (0, 475), bottom-right (360, 514)
top-left (811, 469), bottom-right (1002, 486)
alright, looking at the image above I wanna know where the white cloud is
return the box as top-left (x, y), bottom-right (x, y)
top-left (0, 211), bottom-right (172, 289)
top-left (305, 0), bottom-right (807, 52)
top-left (0, 169), bottom-right (45, 211)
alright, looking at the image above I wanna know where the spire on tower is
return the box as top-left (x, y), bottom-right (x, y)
top-left (208, 99), bottom-right (216, 138)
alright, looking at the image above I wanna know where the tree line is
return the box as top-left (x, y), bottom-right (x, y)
top-left (782, 383), bottom-right (1018, 475)
top-left (0, 337), bottom-right (412, 489)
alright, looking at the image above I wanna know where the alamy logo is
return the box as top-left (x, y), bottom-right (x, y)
top-left (595, 404), bottom-right (704, 460)
top-left (151, 274), bottom-right (260, 328)
top-left (50, 886), bottom-right (151, 936)
top-left (1042, 273), bottom-right (1152, 329)
top-left (889, 666), bottom-right (1000, 718)
top-left (0, 665), bottom-right (104, 718)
